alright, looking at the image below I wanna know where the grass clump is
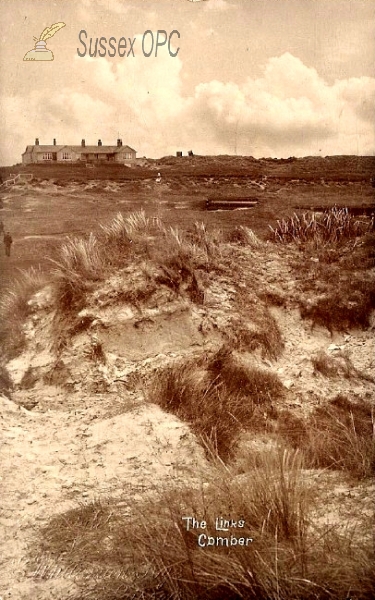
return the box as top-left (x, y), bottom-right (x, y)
top-left (228, 306), bottom-right (284, 360)
top-left (226, 225), bottom-right (263, 247)
top-left (50, 233), bottom-right (105, 315)
top-left (98, 211), bottom-right (163, 268)
top-left (152, 222), bottom-right (222, 303)
top-left (0, 364), bottom-right (13, 397)
top-left (148, 348), bottom-right (284, 460)
top-left (300, 278), bottom-right (375, 334)
top-left (307, 395), bottom-right (375, 478)
top-left (33, 448), bottom-right (375, 600)
top-left (311, 349), bottom-right (374, 381)
top-left (0, 267), bottom-right (47, 360)
top-left (269, 208), bottom-right (370, 246)
top-left (49, 234), bottom-right (106, 351)
top-left (279, 395), bottom-right (375, 480)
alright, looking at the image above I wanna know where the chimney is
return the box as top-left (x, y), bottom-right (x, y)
top-left (81, 139), bottom-right (85, 147)
top-left (98, 139), bottom-right (102, 146)
top-left (53, 138), bottom-right (56, 146)
top-left (35, 138), bottom-right (39, 145)
top-left (117, 139), bottom-right (122, 147)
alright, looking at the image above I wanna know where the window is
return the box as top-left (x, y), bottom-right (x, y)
top-left (42, 153), bottom-right (53, 160)
top-left (62, 152), bottom-right (71, 160)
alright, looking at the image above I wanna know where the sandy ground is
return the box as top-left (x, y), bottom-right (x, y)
top-left (1, 392), bottom-right (207, 599)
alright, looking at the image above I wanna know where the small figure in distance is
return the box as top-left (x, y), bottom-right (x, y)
top-left (3, 231), bottom-right (13, 257)
top-left (156, 172), bottom-right (162, 184)
top-left (0, 220), bottom-right (4, 235)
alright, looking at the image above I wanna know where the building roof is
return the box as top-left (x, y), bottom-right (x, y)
top-left (22, 144), bottom-right (136, 155)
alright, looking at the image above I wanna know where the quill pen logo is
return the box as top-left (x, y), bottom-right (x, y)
top-left (23, 22), bottom-right (66, 61)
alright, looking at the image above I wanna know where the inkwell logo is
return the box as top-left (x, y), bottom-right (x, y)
top-left (23, 22), bottom-right (66, 61)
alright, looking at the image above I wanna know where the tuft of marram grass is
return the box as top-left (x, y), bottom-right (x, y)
top-left (311, 349), bottom-right (373, 381)
top-left (0, 364), bottom-right (13, 397)
top-left (300, 278), bottom-right (375, 334)
top-left (33, 447), bottom-right (375, 600)
top-left (48, 234), bottom-right (107, 351)
top-left (0, 267), bottom-right (47, 360)
top-left (148, 348), bottom-right (284, 460)
top-left (279, 395), bottom-right (375, 480)
top-left (269, 208), bottom-right (371, 246)
top-left (227, 225), bottom-right (263, 247)
top-left (226, 305), bottom-right (284, 360)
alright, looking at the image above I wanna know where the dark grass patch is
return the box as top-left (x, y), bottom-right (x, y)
top-left (148, 348), bottom-right (284, 460)
top-left (278, 395), bottom-right (375, 479)
top-left (0, 364), bottom-right (13, 397)
top-left (155, 250), bottom-right (196, 293)
top-left (340, 232), bottom-right (375, 271)
top-left (227, 306), bottom-right (284, 360)
top-left (224, 225), bottom-right (262, 247)
top-left (284, 222), bottom-right (375, 335)
top-left (206, 346), bottom-right (284, 403)
top-left (155, 258), bottom-right (206, 304)
top-left (68, 314), bottom-right (97, 336)
top-left (300, 278), bottom-right (375, 333)
top-left (106, 281), bottom-right (160, 307)
top-left (31, 449), bottom-right (375, 600)
top-left (43, 360), bottom-right (71, 388)
top-left (19, 366), bottom-right (39, 390)
top-left (84, 337), bottom-right (106, 364)
top-left (311, 350), bottom-right (374, 381)
top-left (276, 409), bottom-right (309, 449)
top-left (259, 289), bottom-right (287, 307)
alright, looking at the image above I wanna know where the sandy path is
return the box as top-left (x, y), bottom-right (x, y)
top-left (0, 394), bottom-right (205, 599)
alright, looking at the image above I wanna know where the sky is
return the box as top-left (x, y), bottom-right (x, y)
top-left (0, 0), bottom-right (374, 165)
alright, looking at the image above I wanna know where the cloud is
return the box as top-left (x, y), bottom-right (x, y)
top-left (1, 51), bottom-right (374, 165)
top-left (203, 0), bottom-right (231, 11)
top-left (336, 76), bottom-right (375, 123)
top-left (180, 53), bottom-right (375, 156)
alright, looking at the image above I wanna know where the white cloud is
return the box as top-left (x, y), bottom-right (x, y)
top-left (180, 53), bottom-right (375, 156)
top-left (203, 0), bottom-right (231, 11)
top-left (1, 51), bottom-right (374, 164)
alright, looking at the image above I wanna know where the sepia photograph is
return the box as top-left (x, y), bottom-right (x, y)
top-left (0, 0), bottom-right (374, 598)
